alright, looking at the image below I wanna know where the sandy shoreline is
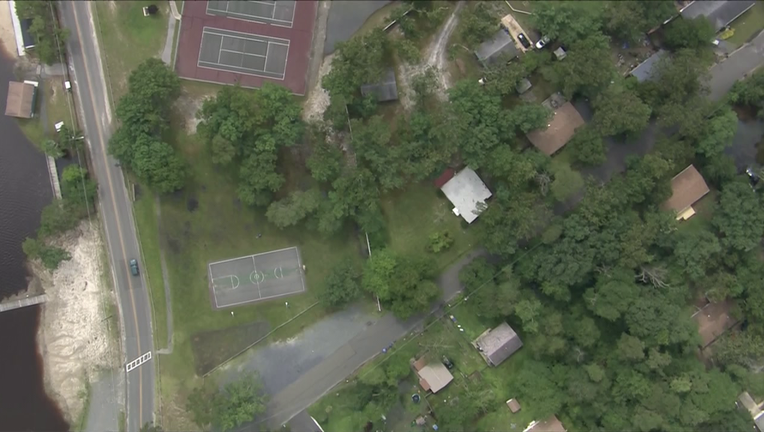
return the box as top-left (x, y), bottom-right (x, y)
top-left (0, 1), bottom-right (19, 59)
top-left (34, 222), bottom-right (118, 424)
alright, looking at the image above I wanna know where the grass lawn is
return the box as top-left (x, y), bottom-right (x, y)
top-left (17, 78), bottom-right (75, 148)
top-left (726, 2), bottom-right (764, 47)
top-left (92, 0), bottom-right (170, 102)
top-left (381, 183), bottom-right (478, 270)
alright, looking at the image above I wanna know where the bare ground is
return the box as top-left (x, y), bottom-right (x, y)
top-left (36, 222), bottom-right (117, 424)
top-left (397, 1), bottom-right (465, 110)
top-left (174, 87), bottom-right (211, 134)
top-left (0, 0), bottom-right (18, 58)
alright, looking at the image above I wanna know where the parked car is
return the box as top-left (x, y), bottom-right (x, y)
top-left (129, 259), bottom-right (140, 276)
top-left (517, 33), bottom-right (531, 49)
top-left (442, 355), bottom-right (455, 370)
top-left (536, 35), bottom-right (551, 49)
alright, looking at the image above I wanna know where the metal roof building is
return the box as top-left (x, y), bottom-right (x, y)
top-left (630, 50), bottom-right (668, 82)
top-left (475, 29), bottom-right (519, 66)
top-left (475, 322), bottom-right (523, 367)
top-left (440, 167), bottom-right (492, 224)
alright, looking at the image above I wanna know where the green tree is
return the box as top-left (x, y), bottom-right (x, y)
top-left (593, 84), bottom-right (652, 136)
top-left (41, 139), bottom-right (64, 158)
top-left (673, 230), bottom-right (721, 280)
top-left (729, 68), bottom-right (764, 117)
top-left (428, 230), bottom-right (454, 253)
top-left (60, 166), bottom-right (97, 212)
top-left (603, 1), bottom-right (677, 43)
top-left (569, 125), bottom-right (607, 166)
top-left (15, 1), bottom-right (69, 65)
top-left (211, 374), bottom-right (268, 432)
top-left (507, 103), bottom-right (551, 134)
top-left (531, 1), bottom-right (604, 45)
top-left (362, 249), bottom-right (438, 318)
top-left (663, 16), bottom-right (715, 51)
top-left (584, 269), bottom-right (640, 321)
top-left (307, 137), bottom-right (344, 183)
top-left (547, 34), bottom-right (617, 98)
top-left (617, 333), bottom-right (646, 362)
top-left (23, 237), bottom-right (71, 270)
top-left (457, 3), bottom-right (496, 48)
top-left (712, 181), bottom-right (764, 252)
top-left (318, 261), bottom-right (362, 307)
top-left (265, 189), bottom-right (321, 228)
top-left (695, 107), bottom-right (737, 157)
top-left (38, 201), bottom-right (79, 237)
top-left (550, 160), bottom-right (584, 202)
top-left (323, 29), bottom-right (388, 101)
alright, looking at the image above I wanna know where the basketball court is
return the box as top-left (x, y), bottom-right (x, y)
top-left (175, 0), bottom-right (317, 95)
top-left (208, 247), bottom-right (306, 309)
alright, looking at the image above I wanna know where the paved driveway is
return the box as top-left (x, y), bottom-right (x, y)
top-left (708, 31), bottom-right (764, 101)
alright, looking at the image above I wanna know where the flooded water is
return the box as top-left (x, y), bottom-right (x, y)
top-left (0, 48), bottom-right (68, 431)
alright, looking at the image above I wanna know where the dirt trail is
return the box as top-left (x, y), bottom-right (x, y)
top-left (398, 1), bottom-right (465, 110)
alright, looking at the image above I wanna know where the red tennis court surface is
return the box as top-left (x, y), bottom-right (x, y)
top-left (175, 1), bottom-right (318, 95)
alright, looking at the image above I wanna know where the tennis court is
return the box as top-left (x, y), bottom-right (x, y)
top-left (207, 0), bottom-right (296, 27)
top-left (208, 247), bottom-right (306, 309)
top-left (198, 27), bottom-right (289, 79)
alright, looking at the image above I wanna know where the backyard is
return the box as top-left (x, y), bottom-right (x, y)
top-left (308, 302), bottom-right (539, 432)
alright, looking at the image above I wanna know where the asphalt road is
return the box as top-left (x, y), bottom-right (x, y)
top-left (708, 30), bottom-right (764, 101)
top-left (58, 3), bottom-right (155, 431)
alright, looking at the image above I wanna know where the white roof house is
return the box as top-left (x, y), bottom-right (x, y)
top-left (440, 167), bottom-right (492, 224)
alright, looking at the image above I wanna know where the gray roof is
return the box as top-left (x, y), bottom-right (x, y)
top-left (476, 322), bottom-right (523, 366)
top-left (475, 30), bottom-right (518, 65)
top-left (630, 50), bottom-right (668, 82)
top-left (516, 78), bottom-right (532, 94)
top-left (440, 167), bottom-right (492, 224)
top-left (756, 412), bottom-right (764, 432)
top-left (680, 0), bottom-right (756, 32)
top-left (360, 68), bottom-right (398, 102)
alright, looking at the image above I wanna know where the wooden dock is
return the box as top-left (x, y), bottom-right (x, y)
top-left (0, 294), bottom-right (47, 313)
top-left (46, 156), bottom-right (62, 199)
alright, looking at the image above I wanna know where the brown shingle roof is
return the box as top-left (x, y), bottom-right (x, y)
top-left (416, 363), bottom-right (453, 393)
top-left (663, 165), bottom-right (710, 213)
top-left (5, 82), bottom-right (35, 118)
top-left (524, 415), bottom-right (567, 432)
top-left (526, 102), bottom-right (584, 155)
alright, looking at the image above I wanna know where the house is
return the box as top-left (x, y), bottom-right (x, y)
top-left (360, 68), bottom-right (398, 102)
top-left (5, 81), bottom-right (37, 118)
top-left (440, 167), bottom-right (492, 224)
top-left (662, 164), bottom-right (710, 220)
top-left (692, 298), bottom-right (739, 349)
top-left (526, 93), bottom-right (585, 156)
top-left (413, 358), bottom-right (453, 394)
top-left (523, 415), bottom-right (567, 432)
top-left (679, 0), bottom-right (756, 33)
top-left (629, 50), bottom-right (668, 82)
top-left (474, 322), bottom-right (523, 367)
top-left (738, 392), bottom-right (764, 431)
top-left (475, 29), bottom-right (519, 66)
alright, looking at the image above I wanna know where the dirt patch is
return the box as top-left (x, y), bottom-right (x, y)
top-left (174, 87), bottom-right (210, 134)
top-left (0, 0), bottom-right (18, 58)
top-left (398, 1), bottom-right (465, 110)
top-left (36, 222), bottom-right (117, 424)
top-left (302, 53), bottom-right (334, 122)
top-left (191, 321), bottom-right (271, 375)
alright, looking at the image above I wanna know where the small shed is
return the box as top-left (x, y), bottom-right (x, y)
top-left (629, 50), bottom-right (667, 82)
top-left (5, 81), bottom-right (37, 118)
top-left (360, 68), bottom-right (398, 102)
top-left (416, 362), bottom-right (453, 394)
top-left (475, 29), bottom-right (519, 66)
top-left (516, 78), bottom-right (532, 94)
top-left (475, 322), bottom-right (523, 367)
top-left (662, 164), bottom-right (710, 220)
top-left (506, 398), bottom-right (522, 413)
top-left (553, 47), bottom-right (567, 60)
top-left (526, 93), bottom-right (585, 156)
top-left (440, 167), bottom-right (492, 224)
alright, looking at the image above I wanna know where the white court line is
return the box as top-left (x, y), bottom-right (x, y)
top-left (295, 247), bottom-right (306, 293)
top-left (202, 26), bottom-right (290, 45)
top-left (216, 33), bottom-right (223, 64)
top-left (264, 41), bottom-right (271, 70)
top-left (209, 246), bottom-right (301, 266)
top-left (220, 48), bottom-right (266, 58)
top-left (252, 255), bottom-right (262, 299)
